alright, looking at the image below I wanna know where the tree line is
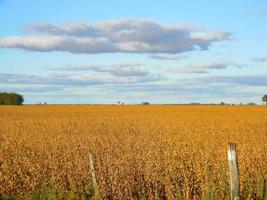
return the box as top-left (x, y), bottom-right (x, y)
top-left (0, 92), bottom-right (24, 105)
top-left (0, 92), bottom-right (266, 105)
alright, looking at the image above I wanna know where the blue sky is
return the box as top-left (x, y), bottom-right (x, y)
top-left (0, 0), bottom-right (267, 104)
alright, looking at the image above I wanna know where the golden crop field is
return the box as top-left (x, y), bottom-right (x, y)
top-left (0, 105), bottom-right (267, 200)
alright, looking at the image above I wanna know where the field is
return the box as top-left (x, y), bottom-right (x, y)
top-left (0, 105), bottom-right (267, 200)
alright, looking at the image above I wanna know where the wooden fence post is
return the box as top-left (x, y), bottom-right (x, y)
top-left (227, 143), bottom-right (240, 200)
top-left (88, 149), bottom-right (99, 196)
top-left (263, 179), bottom-right (267, 200)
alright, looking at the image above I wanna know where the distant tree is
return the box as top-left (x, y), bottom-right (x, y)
top-left (142, 102), bottom-right (150, 105)
top-left (0, 92), bottom-right (24, 105)
top-left (247, 102), bottom-right (256, 106)
top-left (190, 102), bottom-right (200, 105)
top-left (262, 94), bottom-right (267, 105)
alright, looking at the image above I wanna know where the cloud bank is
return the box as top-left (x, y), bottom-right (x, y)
top-left (167, 61), bottom-right (241, 73)
top-left (0, 67), bottom-right (160, 86)
top-left (0, 19), bottom-right (231, 54)
top-left (51, 63), bottom-right (149, 77)
top-left (2, 72), bottom-right (266, 104)
top-left (205, 74), bottom-right (267, 86)
top-left (149, 54), bottom-right (188, 60)
top-left (251, 56), bottom-right (267, 62)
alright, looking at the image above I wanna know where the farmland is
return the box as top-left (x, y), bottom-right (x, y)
top-left (0, 105), bottom-right (267, 199)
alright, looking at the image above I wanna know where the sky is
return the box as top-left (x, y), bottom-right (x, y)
top-left (0, 0), bottom-right (267, 104)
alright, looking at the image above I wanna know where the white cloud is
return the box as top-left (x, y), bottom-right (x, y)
top-left (251, 56), bottom-right (267, 62)
top-left (167, 61), bottom-right (241, 73)
top-left (0, 19), bottom-right (231, 54)
top-left (204, 74), bottom-right (267, 86)
top-left (149, 54), bottom-right (188, 60)
top-left (0, 36), bottom-right (116, 53)
top-left (0, 70), bottom-right (161, 86)
top-left (51, 63), bottom-right (149, 77)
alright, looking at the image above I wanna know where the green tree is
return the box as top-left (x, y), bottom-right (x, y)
top-left (142, 102), bottom-right (150, 105)
top-left (262, 94), bottom-right (267, 105)
top-left (0, 92), bottom-right (24, 105)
